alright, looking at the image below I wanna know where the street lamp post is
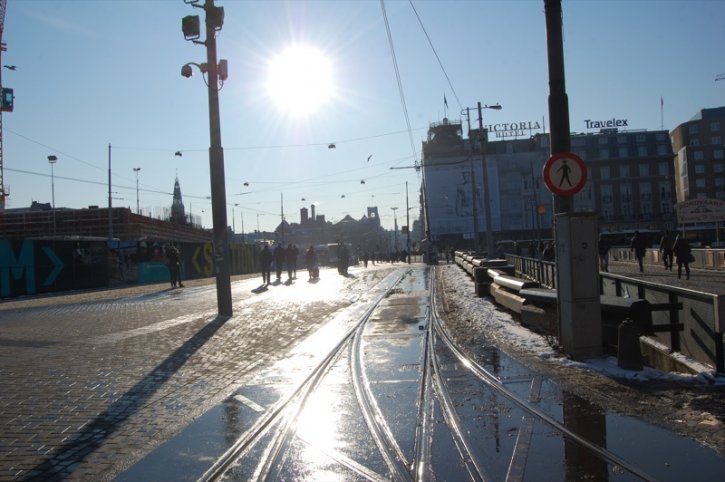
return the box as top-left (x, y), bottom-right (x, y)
top-left (48, 155), bottom-right (57, 234)
top-left (477, 101), bottom-right (502, 258)
top-left (181, 0), bottom-right (232, 316)
top-left (133, 167), bottom-right (141, 214)
top-left (391, 207), bottom-right (399, 251)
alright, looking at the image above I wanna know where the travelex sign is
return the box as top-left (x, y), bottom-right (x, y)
top-left (584, 118), bottom-right (628, 129)
top-left (486, 121), bottom-right (542, 138)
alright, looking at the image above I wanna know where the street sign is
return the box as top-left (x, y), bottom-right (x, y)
top-left (676, 198), bottom-right (725, 224)
top-left (543, 152), bottom-right (587, 196)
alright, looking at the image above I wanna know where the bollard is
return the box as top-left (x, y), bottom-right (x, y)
top-left (617, 318), bottom-right (643, 371)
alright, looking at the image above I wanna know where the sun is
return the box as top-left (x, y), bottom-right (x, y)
top-left (266, 45), bottom-right (335, 117)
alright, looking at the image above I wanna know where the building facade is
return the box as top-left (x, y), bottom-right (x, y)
top-left (670, 107), bottom-right (725, 203)
top-left (421, 118), bottom-right (677, 249)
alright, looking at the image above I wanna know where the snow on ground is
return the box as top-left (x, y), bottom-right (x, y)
top-left (439, 264), bottom-right (725, 386)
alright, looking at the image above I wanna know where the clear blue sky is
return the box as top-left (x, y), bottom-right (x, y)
top-left (2, 0), bottom-right (724, 232)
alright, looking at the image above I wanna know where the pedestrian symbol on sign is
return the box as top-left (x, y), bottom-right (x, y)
top-left (543, 152), bottom-right (587, 196)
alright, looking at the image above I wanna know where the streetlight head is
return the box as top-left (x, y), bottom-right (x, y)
top-left (488, 104), bottom-right (502, 110)
top-left (133, 167), bottom-right (141, 172)
top-left (48, 155), bottom-right (58, 162)
top-left (181, 64), bottom-right (193, 78)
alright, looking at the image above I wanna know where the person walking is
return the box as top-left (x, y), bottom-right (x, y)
top-left (673, 234), bottom-right (692, 280)
top-left (597, 234), bottom-right (610, 272)
top-left (659, 230), bottom-right (675, 270)
top-left (166, 244), bottom-right (184, 288)
top-left (273, 243), bottom-right (285, 282)
top-left (260, 243), bottom-right (273, 285)
top-left (285, 244), bottom-right (297, 280)
top-left (305, 245), bottom-right (319, 280)
top-left (630, 230), bottom-right (647, 272)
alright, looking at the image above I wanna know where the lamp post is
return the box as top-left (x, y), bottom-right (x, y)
top-left (48, 155), bottom-right (57, 234)
top-left (181, 0), bottom-right (232, 316)
top-left (477, 102), bottom-right (502, 257)
top-left (133, 167), bottom-right (141, 214)
top-left (391, 207), bottom-right (399, 250)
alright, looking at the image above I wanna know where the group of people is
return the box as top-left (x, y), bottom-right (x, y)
top-left (259, 243), bottom-right (300, 285)
top-left (597, 230), bottom-right (693, 280)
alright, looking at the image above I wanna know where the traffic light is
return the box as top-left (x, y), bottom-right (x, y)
top-left (1, 88), bottom-right (14, 112)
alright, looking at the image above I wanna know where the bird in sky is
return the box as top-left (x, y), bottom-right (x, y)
top-left (3, 65), bottom-right (16, 70)
top-left (367, 154), bottom-right (373, 162)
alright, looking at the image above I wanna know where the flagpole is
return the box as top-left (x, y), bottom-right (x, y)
top-left (660, 96), bottom-right (664, 130)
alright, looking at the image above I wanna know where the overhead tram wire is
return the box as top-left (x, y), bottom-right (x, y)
top-left (380, 0), bottom-right (420, 170)
top-left (408, 0), bottom-right (462, 111)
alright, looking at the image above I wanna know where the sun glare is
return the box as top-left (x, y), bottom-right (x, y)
top-left (267, 45), bottom-right (335, 117)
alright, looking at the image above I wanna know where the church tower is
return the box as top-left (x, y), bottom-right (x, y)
top-left (171, 177), bottom-right (186, 224)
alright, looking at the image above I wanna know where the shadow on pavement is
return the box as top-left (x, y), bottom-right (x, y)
top-left (25, 315), bottom-right (231, 480)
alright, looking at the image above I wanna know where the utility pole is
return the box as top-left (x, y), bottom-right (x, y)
top-left (108, 143), bottom-right (113, 239)
top-left (133, 167), bottom-right (141, 214)
top-left (545, 0), bottom-right (601, 359)
top-left (478, 102), bottom-right (495, 258)
top-left (181, 0), bottom-right (232, 316)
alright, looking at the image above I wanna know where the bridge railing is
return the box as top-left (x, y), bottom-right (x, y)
top-left (506, 253), bottom-right (724, 374)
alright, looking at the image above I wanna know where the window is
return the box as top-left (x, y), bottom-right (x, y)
top-left (695, 164), bottom-right (705, 174)
top-left (694, 150), bottom-right (704, 161)
top-left (598, 137), bottom-right (608, 145)
top-left (619, 147), bottom-right (629, 157)
top-left (619, 165), bottom-right (630, 177)
top-left (715, 164), bottom-right (724, 173)
top-left (689, 124), bottom-right (699, 135)
top-left (713, 136), bottom-right (722, 145)
top-left (695, 178), bottom-right (706, 188)
top-left (638, 145), bottom-right (648, 156)
top-left (599, 166), bottom-right (610, 179)
top-left (639, 164), bottom-right (650, 177)
top-left (658, 162), bottom-right (669, 176)
top-left (715, 177), bottom-right (725, 187)
top-left (617, 135), bottom-right (627, 144)
top-left (657, 144), bottom-right (670, 155)
top-left (655, 132), bottom-right (666, 141)
top-left (571, 137), bottom-right (585, 147)
top-left (599, 148), bottom-right (609, 159)
top-left (636, 133), bottom-right (647, 143)
top-left (711, 121), bottom-right (721, 132)
top-left (691, 138), bottom-right (700, 146)
top-left (715, 149), bottom-right (724, 160)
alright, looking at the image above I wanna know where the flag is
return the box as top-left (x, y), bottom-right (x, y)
top-left (444, 94), bottom-right (448, 109)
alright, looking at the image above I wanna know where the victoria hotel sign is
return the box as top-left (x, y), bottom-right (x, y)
top-left (486, 121), bottom-right (543, 138)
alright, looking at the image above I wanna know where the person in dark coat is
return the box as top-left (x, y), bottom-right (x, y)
top-left (273, 243), bottom-right (285, 281)
top-left (305, 245), bottom-right (319, 280)
top-left (166, 245), bottom-right (183, 288)
top-left (285, 244), bottom-right (298, 279)
top-left (630, 231), bottom-right (647, 272)
top-left (597, 234), bottom-right (610, 272)
top-left (260, 244), bottom-right (273, 285)
top-left (659, 230), bottom-right (675, 270)
top-left (672, 234), bottom-right (692, 280)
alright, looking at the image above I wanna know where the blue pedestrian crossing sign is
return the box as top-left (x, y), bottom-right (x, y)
top-left (543, 152), bottom-right (587, 196)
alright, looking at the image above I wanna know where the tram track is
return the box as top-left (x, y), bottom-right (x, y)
top-left (198, 265), bottom-right (659, 481)
top-left (429, 267), bottom-right (656, 482)
top-left (199, 268), bottom-right (411, 481)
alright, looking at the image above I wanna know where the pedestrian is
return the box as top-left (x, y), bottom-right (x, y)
top-left (630, 230), bottom-right (647, 272)
top-left (285, 243), bottom-right (298, 280)
top-left (260, 243), bottom-right (273, 285)
top-left (305, 245), bottom-right (319, 280)
top-left (362, 252), bottom-right (369, 268)
top-left (597, 234), bottom-right (610, 272)
top-left (673, 234), bottom-right (692, 280)
top-left (166, 244), bottom-right (184, 288)
top-left (273, 243), bottom-right (285, 281)
top-left (659, 230), bottom-right (674, 270)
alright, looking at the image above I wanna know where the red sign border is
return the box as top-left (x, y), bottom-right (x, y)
top-left (543, 152), bottom-right (588, 196)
